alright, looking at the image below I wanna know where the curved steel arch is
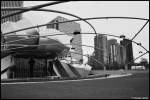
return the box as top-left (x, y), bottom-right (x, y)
top-left (2, 7), bottom-right (149, 54)
top-left (83, 32), bottom-right (149, 53)
top-left (2, 42), bottom-right (149, 70)
top-left (2, 43), bottom-right (106, 69)
top-left (2, 37), bottom-right (149, 69)
top-left (2, 32), bottom-right (149, 53)
top-left (3, 40), bottom-right (149, 59)
top-left (2, 7), bottom-right (149, 21)
top-left (2, 38), bottom-right (149, 70)
top-left (1, 10), bottom-right (149, 63)
top-left (2, 15), bottom-right (148, 36)
top-left (1, 43), bottom-right (104, 52)
top-left (1, 7), bottom-right (97, 35)
top-left (1, 1), bottom-right (69, 19)
top-left (3, 32), bottom-right (121, 38)
top-left (15, 50), bottom-right (107, 69)
top-left (131, 41), bottom-right (149, 52)
top-left (127, 51), bottom-right (149, 65)
top-left (1, 33), bottom-right (120, 45)
top-left (2, 8), bottom-right (149, 36)
top-left (125, 20), bottom-right (149, 47)
top-left (1, 4), bottom-right (149, 76)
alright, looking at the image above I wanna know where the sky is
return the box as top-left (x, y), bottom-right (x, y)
top-left (23, 1), bottom-right (149, 63)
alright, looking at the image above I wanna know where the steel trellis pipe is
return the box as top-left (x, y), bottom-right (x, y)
top-left (3, 49), bottom-right (107, 69)
top-left (125, 20), bottom-right (149, 47)
top-left (1, 43), bottom-right (104, 52)
top-left (2, 32), bottom-right (149, 53)
top-left (2, 33), bottom-right (120, 38)
top-left (1, 33), bottom-right (120, 45)
top-left (1, 44), bottom-right (106, 70)
top-left (131, 41), bottom-right (149, 52)
top-left (1, 1), bottom-right (69, 19)
top-left (1, 6), bottom-right (148, 72)
top-left (2, 15), bottom-right (149, 35)
top-left (2, 36), bottom-right (149, 70)
top-left (131, 20), bottom-right (149, 41)
top-left (127, 51), bottom-right (149, 65)
top-left (2, 19), bottom-right (79, 35)
top-left (2, 38), bottom-right (148, 70)
top-left (2, 43), bottom-right (149, 70)
top-left (1, 7), bottom-right (97, 35)
top-left (2, 7), bottom-right (149, 21)
top-left (1, 9), bottom-right (149, 53)
top-left (2, 34), bottom-right (68, 45)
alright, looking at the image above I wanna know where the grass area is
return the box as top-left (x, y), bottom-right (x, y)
top-left (1, 70), bottom-right (149, 99)
top-left (91, 69), bottom-right (149, 75)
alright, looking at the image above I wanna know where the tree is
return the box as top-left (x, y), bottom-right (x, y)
top-left (140, 58), bottom-right (149, 69)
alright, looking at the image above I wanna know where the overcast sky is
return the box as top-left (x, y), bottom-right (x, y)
top-left (23, 1), bottom-right (149, 62)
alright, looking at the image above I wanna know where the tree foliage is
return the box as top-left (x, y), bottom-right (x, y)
top-left (140, 58), bottom-right (149, 69)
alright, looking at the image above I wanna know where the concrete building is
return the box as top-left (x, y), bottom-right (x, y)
top-left (88, 35), bottom-right (127, 70)
top-left (93, 34), bottom-right (108, 69)
top-left (107, 39), bottom-right (127, 69)
top-left (120, 39), bottom-right (134, 69)
top-left (107, 39), bottom-right (118, 64)
top-left (1, 1), bottom-right (23, 23)
top-left (117, 45), bottom-right (126, 64)
top-left (47, 16), bottom-right (83, 62)
top-left (116, 43), bottom-right (127, 69)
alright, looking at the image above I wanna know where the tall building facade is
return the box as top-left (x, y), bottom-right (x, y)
top-left (1, 1), bottom-right (23, 23)
top-left (120, 39), bottom-right (133, 69)
top-left (47, 16), bottom-right (83, 61)
top-left (89, 36), bottom-right (127, 70)
top-left (107, 39), bottom-right (127, 69)
top-left (107, 39), bottom-right (118, 64)
top-left (116, 43), bottom-right (127, 69)
top-left (93, 34), bottom-right (108, 69)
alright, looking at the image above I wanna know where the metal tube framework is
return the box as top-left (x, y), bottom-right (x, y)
top-left (1, 5), bottom-right (149, 69)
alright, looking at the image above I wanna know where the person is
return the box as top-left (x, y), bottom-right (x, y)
top-left (43, 59), bottom-right (48, 77)
top-left (29, 57), bottom-right (35, 77)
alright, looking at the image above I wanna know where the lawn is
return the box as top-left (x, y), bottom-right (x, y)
top-left (1, 70), bottom-right (149, 99)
